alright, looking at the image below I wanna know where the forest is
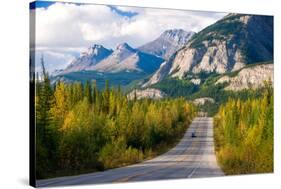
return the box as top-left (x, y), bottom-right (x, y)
top-left (35, 62), bottom-right (197, 179)
top-left (214, 81), bottom-right (273, 174)
top-left (152, 73), bottom-right (269, 116)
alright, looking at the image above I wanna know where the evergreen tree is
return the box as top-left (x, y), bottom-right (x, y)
top-left (73, 82), bottom-right (83, 103)
top-left (35, 55), bottom-right (56, 178)
top-left (84, 80), bottom-right (92, 104)
top-left (36, 55), bottom-right (54, 139)
top-left (92, 80), bottom-right (98, 104)
top-left (103, 80), bottom-right (110, 113)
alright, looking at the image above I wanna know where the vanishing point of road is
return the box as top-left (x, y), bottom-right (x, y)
top-left (37, 117), bottom-right (224, 187)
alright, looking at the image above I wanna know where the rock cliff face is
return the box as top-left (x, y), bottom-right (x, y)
top-left (127, 88), bottom-right (166, 100)
top-left (215, 63), bottom-right (273, 91)
top-left (190, 78), bottom-right (201, 85)
top-left (193, 97), bottom-right (215, 105)
top-left (144, 14), bottom-right (273, 86)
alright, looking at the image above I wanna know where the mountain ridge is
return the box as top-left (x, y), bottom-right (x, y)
top-left (144, 14), bottom-right (273, 86)
top-left (89, 42), bottom-right (164, 73)
top-left (63, 44), bottom-right (113, 74)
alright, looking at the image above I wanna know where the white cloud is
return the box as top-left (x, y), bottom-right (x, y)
top-left (33, 2), bottom-right (227, 72)
top-left (35, 2), bottom-right (226, 49)
top-left (35, 3), bottom-right (125, 49)
top-left (35, 49), bottom-right (78, 73)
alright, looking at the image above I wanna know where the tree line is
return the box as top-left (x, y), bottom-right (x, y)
top-left (214, 81), bottom-right (273, 174)
top-left (35, 59), bottom-right (197, 179)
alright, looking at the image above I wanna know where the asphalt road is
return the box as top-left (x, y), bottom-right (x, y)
top-left (37, 117), bottom-right (224, 187)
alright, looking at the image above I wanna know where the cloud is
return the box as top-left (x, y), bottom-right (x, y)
top-left (33, 2), bottom-right (227, 72)
top-left (35, 49), bottom-right (78, 73)
top-left (35, 3), bottom-right (126, 49)
top-left (34, 2), bottom-right (226, 49)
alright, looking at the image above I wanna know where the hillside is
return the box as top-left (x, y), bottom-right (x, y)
top-left (216, 63), bottom-right (273, 91)
top-left (144, 14), bottom-right (273, 86)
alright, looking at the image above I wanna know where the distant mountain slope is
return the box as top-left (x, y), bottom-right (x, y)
top-left (89, 43), bottom-right (164, 74)
top-left (52, 43), bottom-right (164, 89)
top-left (138, 29), bottom-right (195, 60)
top-left (144, 14), bottom-right (273, 86)
top-left (51, 70), bottom-right (147, 89)
top-left (63, 44), bottom-right (113, 73)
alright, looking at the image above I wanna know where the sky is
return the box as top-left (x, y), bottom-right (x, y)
top-left (31, 1), bottom-right (227, 73)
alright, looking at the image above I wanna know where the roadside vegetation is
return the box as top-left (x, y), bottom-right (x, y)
top-left (214, 81), bottom-right (273, 174)
top-left (35, 61), bottom-right (197, 179)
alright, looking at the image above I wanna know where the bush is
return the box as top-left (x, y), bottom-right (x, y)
top-left (99, 138), bottom-right (143, 169)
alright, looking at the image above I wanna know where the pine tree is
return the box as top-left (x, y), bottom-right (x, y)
top-left (84, 80), bottom-right (92, 104)
top-left (73, 82), bottom-right (83, 103)
top-left (36, 55), bottom-right (54, 139)
top-left (133, 89), bottom-right (137, 101)
top-left (103, 80), bottom-right (110, 113)
top-left (36, 55), bottom-right (56, 177)
top-left (92, 80), bottom-right (98, 104)
top-left (66, 84), bottom-right (75, 109)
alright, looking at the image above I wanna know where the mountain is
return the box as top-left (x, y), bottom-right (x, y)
top-left (52, 43), bottom-right (164, 89)
top-left (138, 29), bottom-right (195, 60)
top-left (63, 44), bottom-right (113, 73)
top-left (215, 63), bottom-right (273, 91)
top-left (89, 43), bottom-right (164, 73)
top-left (144, 14), bottom-right (273, 86)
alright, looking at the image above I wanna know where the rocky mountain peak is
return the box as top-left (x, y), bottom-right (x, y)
top-left (138, 29), bottom-right (195, 60)
top-left (112, 43), bottom-right (137, 62)
top-left (62, 44), bottom-right (113, 73)
top-left (160, 29), bottom-right (195, 45)
top-left (116, 42), bottom-right (135, 52)
top-left (81, 44), bottom-right (111, 57)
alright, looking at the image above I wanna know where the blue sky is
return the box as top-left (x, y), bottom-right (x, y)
top-left (109, 5), bottom-right (138, 18)
top-left (30, 1), bottom-right (55, 9)
top-left (31, 1), bottom-right (227, 73)
top-left (30, 1), bottom-right (138, 18)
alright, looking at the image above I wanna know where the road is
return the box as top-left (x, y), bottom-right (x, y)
top-left (37, 117), bottom-right (224, 187)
